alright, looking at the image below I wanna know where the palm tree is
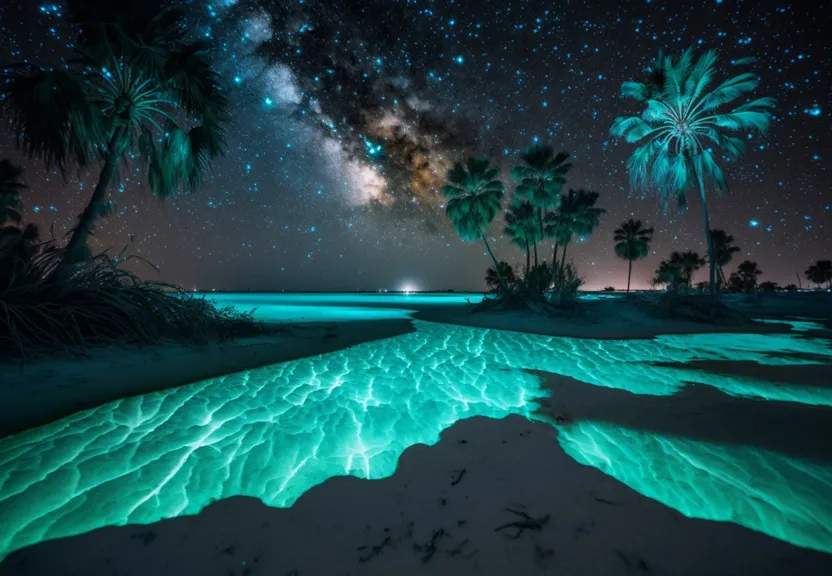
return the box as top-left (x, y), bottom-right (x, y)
top-left (613, 219), bottom-right (654, 292)
top-left (504, 200), bottom-right (540, 276)
top-left (654, 251), bottom-right (705, 291)
top-left (554, 189), bottom-right (605, 282)
top-left (0, 160), bottom-right (26, 224)
top-left (511, 145), bottom-right (571, 266)
top-left (485, 261), bottom-right (516, 293)
top-left (611, 48), bottom-right (774, 300)
top-left (805, 260), bottom-right (832, 290)
top-left (736, 260), bottom-right (762, 292)
top-left (0, 0), bottom-right (229, 267)
top-left (444, 157), bottom-right (506, 290)
top-left (710, 229), bottom-right (741, 288)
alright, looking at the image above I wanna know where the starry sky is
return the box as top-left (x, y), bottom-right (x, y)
top-left (0, 0), bottom-right (829, 291)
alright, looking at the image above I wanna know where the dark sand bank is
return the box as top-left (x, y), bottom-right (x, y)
top-left (413, 296), bottom-right (798, 339)
top-left (655, 359), bottom-right (832, 389)
top-left (533, 371), bottom-right (832, 464)
top-left (3, 415), bottom-right (830, 576)
top-left (0, 319), bottom-right (414, 438)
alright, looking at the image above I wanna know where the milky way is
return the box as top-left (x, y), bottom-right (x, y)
top-left (0, 1), bottom-right (829, 290)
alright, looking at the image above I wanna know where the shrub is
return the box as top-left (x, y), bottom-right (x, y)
top-left (0, 247), bottom-right (262, 360)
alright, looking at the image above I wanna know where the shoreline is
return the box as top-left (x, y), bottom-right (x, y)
top-left (3, 293), bottom-right (830, 438)
top-left (412, 298), bottom-right (815, 340)
top-left (3, 414), bottom-right (830, 575)
top-left (0, 319), bottom-right (414, 439)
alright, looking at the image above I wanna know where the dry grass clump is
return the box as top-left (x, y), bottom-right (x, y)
top-left (0, 246), bottom-right (262, 360)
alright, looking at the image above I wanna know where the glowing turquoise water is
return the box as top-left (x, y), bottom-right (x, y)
top-left (1, 302), bottom-right (831, 560)
top-left (202, 292), bottom-right (485, 322)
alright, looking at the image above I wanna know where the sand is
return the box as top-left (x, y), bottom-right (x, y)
top-left (0, 319), bottom-right (413, 438)
top-left (412, 295), bottom-right (806, 339)
top-left (1, 295), bottom-right (831, 574)
top-left (2, 414), bottom-right (830, 576)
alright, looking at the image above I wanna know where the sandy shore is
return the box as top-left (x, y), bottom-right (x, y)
top-left (3, 413), bottom-right (830, 576)
top-left (412, 296), bottom-right (809, 339)
top-left (0, 319), bottom-right (413, 438)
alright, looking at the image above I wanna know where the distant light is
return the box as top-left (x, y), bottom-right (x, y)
top-left (400, 282), bottom-right (418, 294)
top-left (264, 97), bottom-right (273, 106)
top-left (454, 55), bottom-right (464, 64)
top-left (233, 76), bottom-right (242, 84)
top-left (749, 219), bottom-right (759, 227)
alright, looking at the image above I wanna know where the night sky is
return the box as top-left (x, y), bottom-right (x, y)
top-left (0, 0), bottom-right (829, 291)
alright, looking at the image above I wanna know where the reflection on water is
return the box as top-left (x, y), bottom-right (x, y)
top-left (1, 315), bottom-right (831, 560)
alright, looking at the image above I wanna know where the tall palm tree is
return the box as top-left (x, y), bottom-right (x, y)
top-left (0, 0), bottom-right (229, 267)
top-left (710, 229), bottom-right (741, 288)
top-left (504, 200), bottom-right (539, 276)
top-left (613, 218), bottom-right (654, 292)
top-left (444, 157), bottom-right (506, 290)
top-left (0, 160), bottom-right (26, 224)
top-left (555, 189), bottom-right (605, 281)
top-left (736, 260), bottom-right (762, 292)
top-left (511, 145), bottom-right (571, 265)
top-left (611, 48), bottom-right (774, 300)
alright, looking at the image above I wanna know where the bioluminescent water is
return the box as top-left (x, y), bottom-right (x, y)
top-left (1, 300), bottom-right (831, 560)
top-left (202, 292), bottom-right (486, 322)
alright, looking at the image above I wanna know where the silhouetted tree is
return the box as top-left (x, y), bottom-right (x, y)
top-left (613, 218), bottom-right (654, 292)
top-left (0, 160), bottom-right (27, 224)
top-left (653, 251), bottom-right (705, 291)
top-left (504, 200), bottom-right (539, 276)
top-left (444, 157), bottom-right (506, 291)
top-left (554, 189), bottom-right (605, 282)
top-left (710, 229), bottom-right (741, 289)
top-left (511, 145), bottom-right (571, 267)
top-left (612, 49), bottom-right (774, 299)
top-left (485, 261), bottom-right (516, 293)
top-left (0, 0), bottom-right (229, 268)
top-left (735, 260), bottom-right (762, 292)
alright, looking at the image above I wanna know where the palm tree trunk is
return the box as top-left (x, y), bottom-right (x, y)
top-left (558, 239), bottom-right (570, 284)
top-left (551, 241), bottom-right (558, 272)
top-left (525, 240), bottom-right (530, 277)
top-left (62, 128), bottom-right (128, 267)
top-left (480, 231), bottom-right (505, 292)
top-left (696, 171), bottom-right (717, 301)
top-left (626, 259), bottom-right (633, 293)
top-left (533, 242), bottom-right (538, 268)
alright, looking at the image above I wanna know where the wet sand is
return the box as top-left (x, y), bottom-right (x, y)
top-left (2, 414), bottom-right (830, 576)
top-left (0, 320), bottom-right (414, 438)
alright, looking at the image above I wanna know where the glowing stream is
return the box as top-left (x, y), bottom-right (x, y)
top-left (1, 317), bottom-right (831, 559)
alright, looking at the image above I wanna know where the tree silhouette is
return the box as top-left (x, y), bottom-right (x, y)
top-left (511, 145), bottom-right (571, 266)
top-left (0, 0), bottom-right (229, 267)
top-left (553, 189), bottom-right (605, 282)
top-left (709, 229), bottom-right (741, 288)
top-left (653, 251), bottom-right (705, 291)
top-left (485, 261), bottom-right (516, 293)
top-left (613, 218), bottom-right (654, 292)
top-left (444, 157), bottom-right (506, 290)
top-left (504, 200), bottom-right (540, 276)
top-left (612, 48), bottom-right (774, 300)
top-left (805, 260), bottom-right (832, 290)
top-left (0, 160), bottom-right (27, 224)
top-left (735, 260), bottom-right (762, 292)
